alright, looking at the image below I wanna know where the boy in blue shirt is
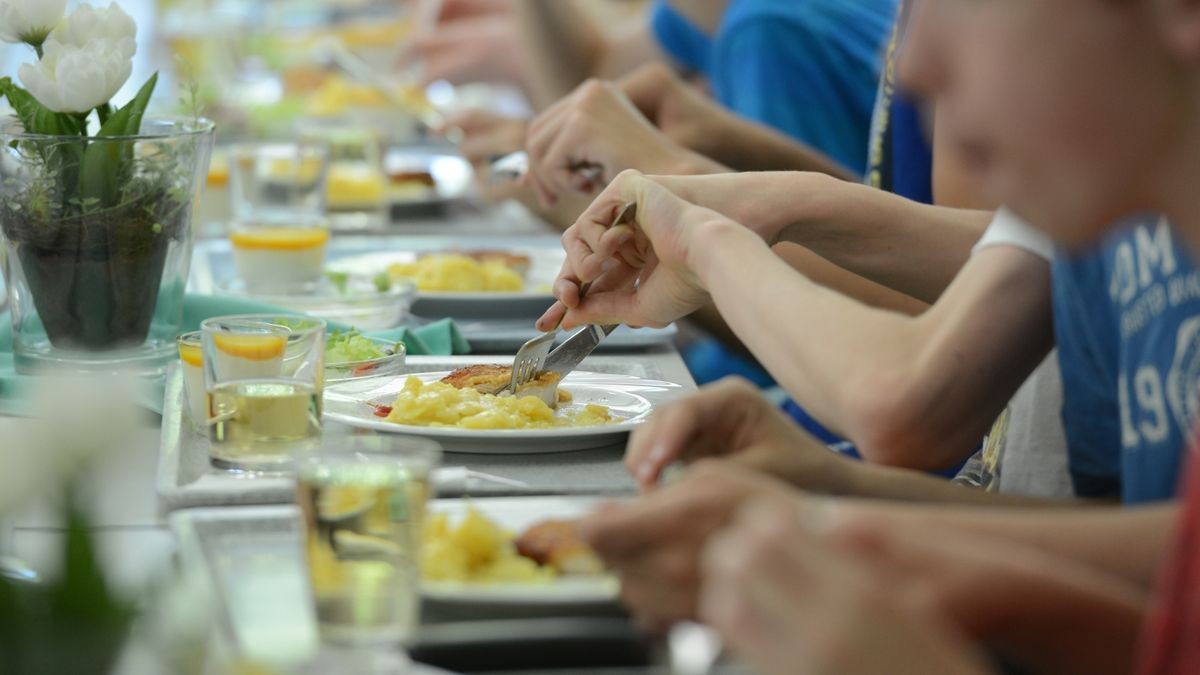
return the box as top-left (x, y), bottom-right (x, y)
top-left (1054, 217), bottom-right (1200, 503)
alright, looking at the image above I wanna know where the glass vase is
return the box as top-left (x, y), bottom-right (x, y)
top-left (0, 117), bottom-right (215, 375)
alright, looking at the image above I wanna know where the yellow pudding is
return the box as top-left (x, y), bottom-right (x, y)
top-left (383, 376), bottom-right (612, 430)
top-left (387, 254), bottom-right (525, 293)
top-left (178, 342), bottom-right (203, 367)
top-left (178, 338), bottom-right (206, 427)
top-left (214, 333), bottom-right (287, 360)
top-left (230, 226), bottom-right (329, 291)
top-left (211, 333), bottom-right (287, 380)
top-left (207, 154), bottom-right (229, 188)
top-left (230, 227), bottom-right (330, 250)
top-left (326, 164), bottom-right (387, 210)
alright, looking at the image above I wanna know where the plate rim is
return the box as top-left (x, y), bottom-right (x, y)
top-left (324, 370), bottom-right (681, 439)
top-left (327, 247), bottom-right (565, 304)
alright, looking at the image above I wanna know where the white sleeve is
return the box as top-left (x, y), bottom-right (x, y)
top-left (971, 207), bottom-right (1055, 262)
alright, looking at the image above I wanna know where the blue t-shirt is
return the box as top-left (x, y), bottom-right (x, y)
top-left (650, 0), bottom-right (897, 176)
top-left (1053, 217), bottom-right (1200, 503)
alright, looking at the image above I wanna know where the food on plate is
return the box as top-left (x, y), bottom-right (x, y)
top-left (306, 76), bottom-right (391, 116)
top-left (387, 169), bottom-right (437, 200)
top-left (440, 364), bottom-right (565, 407)
top-left (386, 254), bottom-right (525, 293)
top-left (326, 163), bottom-right (387, 210)
top-left (515, 520), bottom-right (605, 575)
top-left (230, 226), bottom-right (330, 290)
top-left (422, 507), bottom-right (604, 584)
top-left (324, 270), bottom-right (395, 295)
top-left (325, 330), bottom-right (399, 364)
top-left (452, 250), bottom-right (532, 277)
top-left (381, 376), bottom-right (612, 430)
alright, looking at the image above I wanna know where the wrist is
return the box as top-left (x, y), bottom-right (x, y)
top-left (688, 218), bottom-right (768, 290)
top-left (768, 172), bottom-right (842, 245)
top-left (661, 147), bottom-right (725, 178)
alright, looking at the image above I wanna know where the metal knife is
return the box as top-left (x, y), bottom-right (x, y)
top-left (488, 151), bottom-right (530, 183)
top-left (487, 150), bottom-right (605, 184)
top-left (541, 322), bottom-right (618, 376)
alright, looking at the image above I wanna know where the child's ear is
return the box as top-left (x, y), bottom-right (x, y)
top-left (1156, 0), bottom-right (1200, 62)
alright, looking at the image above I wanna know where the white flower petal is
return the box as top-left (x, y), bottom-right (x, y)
top-left (18, 34), bottom-right (134, 113)
top-left (0, 0), bottom-right (67, 45)
top-left (50, 2), bottom-right (136, 50)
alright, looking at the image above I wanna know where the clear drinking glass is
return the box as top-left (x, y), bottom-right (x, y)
top-left (229, 218), bottom-right (331, 293)
top-left (177, 331), bottom-right (205, 431)
top-left (229, 142), bottom-right (331, 224)
top-left (296, 437), bottom-right (442, 646)
top-left (296, 119), bottom-right (387, 216)
top-left (201, 315), bottom-right (326, 471)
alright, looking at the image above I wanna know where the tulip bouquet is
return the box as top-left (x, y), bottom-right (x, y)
top-left (0, 1), bottom-right (152, 208)
top-left (0, 0), bottom-right (213, 367)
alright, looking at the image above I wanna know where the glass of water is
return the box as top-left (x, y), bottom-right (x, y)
top-left (230, 142), bottom-right (331, 224)
top-left (296, 436), bottom-right (442, 646)
top-left (201, 314), bottom-right (326, 471)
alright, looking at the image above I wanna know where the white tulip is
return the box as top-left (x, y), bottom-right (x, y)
top-left (49, 3), bottom-right (136, 58)
top-left (15, 3), bottom-right (137, 114)
top-left (18, 38), bottom-right (133, 113)
top-left (0, 0), bottom-right (66, 46)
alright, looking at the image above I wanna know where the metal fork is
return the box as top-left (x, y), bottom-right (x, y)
top-left (505, 201), bottom-right (638, 393)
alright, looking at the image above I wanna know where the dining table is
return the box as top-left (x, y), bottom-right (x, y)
top-left (0, 195), bottom-right (733, 675)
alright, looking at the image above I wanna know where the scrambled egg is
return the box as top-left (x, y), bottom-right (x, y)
top-left (422, 507), bottom-right (554, 584)
top-left (387, 254), bottom-right (524, 293)
top-left (385, 377), bottom-right (612, 430)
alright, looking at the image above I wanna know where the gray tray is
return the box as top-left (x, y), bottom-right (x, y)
top-left (457, 320), bottom-right (677, 353)
top-left (157, 356), bottom-right (684, 512)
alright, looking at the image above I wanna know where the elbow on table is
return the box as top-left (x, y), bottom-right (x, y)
top-left (842, 372), bottom-right (977, 473)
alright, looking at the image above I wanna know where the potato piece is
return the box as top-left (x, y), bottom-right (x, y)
top-left (449, 506), bottom-right (508, 566)
top-left (421, 538), bottom-right (471, 582)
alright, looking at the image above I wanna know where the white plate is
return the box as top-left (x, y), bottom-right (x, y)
top-left (423, 496), bottom-right (619, 607)
top-left (324, 370), bottom-right (687, 454)
top-left (327, 248), bottom-right (562, 320)
top-left (172, 498), bottom-right (621, 613)
top-left (214, 276), bottom-right (416, 330)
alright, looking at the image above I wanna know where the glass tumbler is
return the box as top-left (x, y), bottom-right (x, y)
top-left (201, 314), bottom-right (326, 471)
top-left (230, 142), bottom-right (331, 225)
top-left (296, 436), bottom-right (442, 646)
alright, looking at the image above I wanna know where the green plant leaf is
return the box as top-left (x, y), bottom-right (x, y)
top-left (0, 77), bottom-right (81, 136)
top-left (80, 72), bottom-right (159, 206)
top-left (0, 78), bottom-right (86, 209)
